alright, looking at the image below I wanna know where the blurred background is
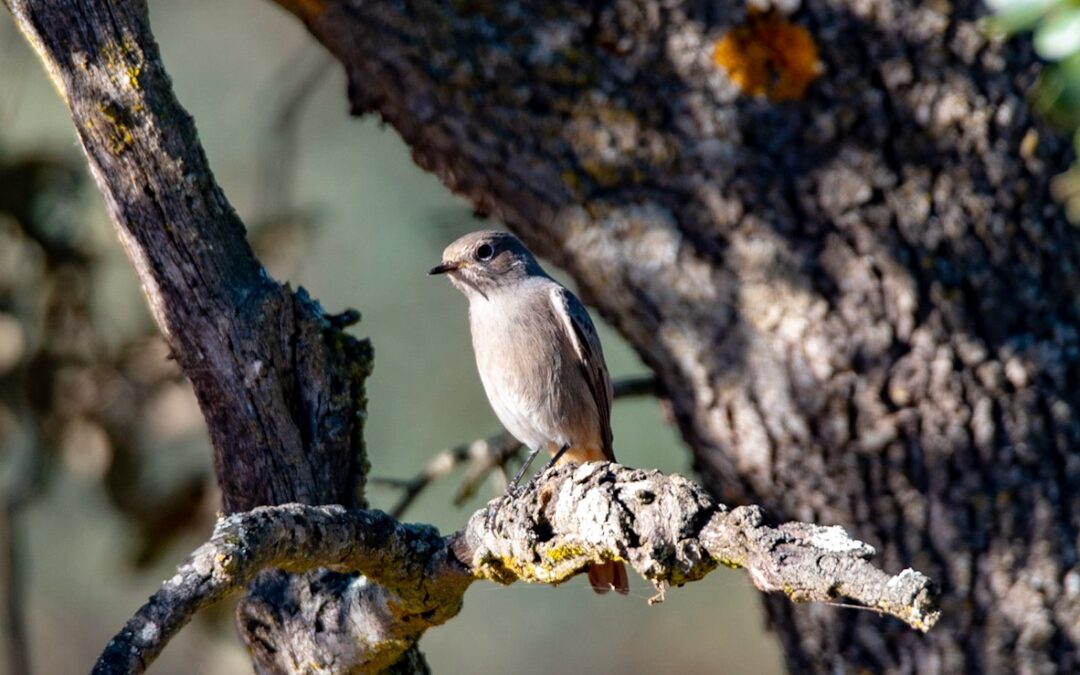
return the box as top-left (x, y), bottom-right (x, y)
top-left (0, 1), bottom-right (783, 673)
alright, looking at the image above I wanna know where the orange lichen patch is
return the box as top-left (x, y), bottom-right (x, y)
top-left (713, 11), bottom-right (822, 101)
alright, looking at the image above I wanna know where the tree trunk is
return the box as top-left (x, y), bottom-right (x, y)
top-left (274, 0), bottom-right (1080, 671)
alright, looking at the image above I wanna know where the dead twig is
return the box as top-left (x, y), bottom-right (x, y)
top-left (374, 375), bottom-right (659, 517)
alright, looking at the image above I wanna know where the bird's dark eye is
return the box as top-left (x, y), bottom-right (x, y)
top-left (475, 243), bottom-right (495, 261)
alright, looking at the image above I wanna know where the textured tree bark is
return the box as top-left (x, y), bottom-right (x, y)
top-left (270, 0), bottom-right (1080, 672)
top-left (4, 0), bottom-right (371, 513)
top-left (2, 0), bottom-right (386, 671)
top-left (94, 464), bottom-right (938, 674)
top-left (9, 2), bottom-right (929, 672)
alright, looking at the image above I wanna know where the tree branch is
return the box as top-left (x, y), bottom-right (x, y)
top-left (92, 506), bottom-right (469, 675)
top-left (4, 1), bottom-right (382, 669)
top-left (95, 463), bottom-right (940, 673)
top-left (4, 0), bottom-right (370, 516)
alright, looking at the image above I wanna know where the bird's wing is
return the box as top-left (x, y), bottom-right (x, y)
top-left (549, 286), bottom-right (615, 461)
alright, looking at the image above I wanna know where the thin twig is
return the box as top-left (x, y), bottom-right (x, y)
top-left (451, 432), bottom-right (521, 506)
top-left (612, 374), bottom-right (659, 398)
top-left (376, 433), bottom-right (518, 518)
top-left (255, 47), bottom-right (332, 225)
top-left (376, 375), bottom-right (659, 517)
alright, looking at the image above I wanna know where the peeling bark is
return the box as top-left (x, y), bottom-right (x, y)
top-left (271, 0), bottom-right (1080, 672)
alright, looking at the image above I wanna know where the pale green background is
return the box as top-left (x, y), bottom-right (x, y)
top-left (1, 2), bottom-right (784, 673)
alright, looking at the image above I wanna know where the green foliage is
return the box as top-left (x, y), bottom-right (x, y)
top-left (987, 0), bottom-right (1080, 219)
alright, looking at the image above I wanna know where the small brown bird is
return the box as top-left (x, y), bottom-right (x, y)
top-left (430, 230), bottom-right (629, 595)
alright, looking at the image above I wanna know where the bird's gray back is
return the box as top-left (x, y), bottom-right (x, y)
top-left (468, 277), bottom-right (603, 453)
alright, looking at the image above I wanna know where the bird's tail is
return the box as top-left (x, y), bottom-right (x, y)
top-left (588, 561), bottom-right (629, 595)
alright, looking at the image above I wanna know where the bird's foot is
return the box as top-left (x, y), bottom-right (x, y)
top-left (485, 462), bottom-right (543, 532)
top-left (485, 485), bottom-right (525, 532)
top-left (484, 444), bottom-right (569, 532)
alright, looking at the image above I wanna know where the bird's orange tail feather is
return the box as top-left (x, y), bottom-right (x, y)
top-left (588, 561), bottom-right (629, 595)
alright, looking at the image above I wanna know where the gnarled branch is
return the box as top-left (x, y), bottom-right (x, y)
top-left (95, 462), bottom-right (940, 674)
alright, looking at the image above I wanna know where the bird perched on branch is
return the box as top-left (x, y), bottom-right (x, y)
top-left (430, 230), bottom-right (629, 595)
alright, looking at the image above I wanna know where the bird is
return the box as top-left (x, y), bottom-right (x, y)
top-left (430, 229), bottom-right (629, 595)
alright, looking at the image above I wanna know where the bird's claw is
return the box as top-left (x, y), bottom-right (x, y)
top-left (505, 482), bottom-right (527, 500)
top-left (485, 444), bottom-right (567, 532)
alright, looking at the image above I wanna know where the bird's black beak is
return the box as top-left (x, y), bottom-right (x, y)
top-left (428, 261), bottom-right (459, 275)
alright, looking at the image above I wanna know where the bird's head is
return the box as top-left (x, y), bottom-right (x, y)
top-left (429, 230), bottom-right (545, 299)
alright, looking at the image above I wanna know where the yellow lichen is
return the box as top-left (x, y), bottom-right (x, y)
top-left (98, 101), bottom-right (134, 154)
top-left (215, 552), bottom-right (237, 573)
top-left (476, 553), bottom-right (532, 586)
top-left (543, 543), bottom-right (589, 564)
top-left (712, 10), bottom-right (822, 101)
top-left (126, 62), bottom-right (142, 89)
top-left (99, 35), bottom-right (144, 91)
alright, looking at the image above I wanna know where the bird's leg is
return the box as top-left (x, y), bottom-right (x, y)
top-left (486, 444), bottom-right (566, 532)
top-left (544, 443), bottom-right (571, 469)
top-left (510, 443), bottom-right (569, 491)
top-left (487, 445), bottom-right (541, 532)
top-left (507, 445), bottom-right (544, 493)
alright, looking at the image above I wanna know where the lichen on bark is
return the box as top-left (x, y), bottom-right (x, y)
top-left (94, 464), bottom-right (939, 674)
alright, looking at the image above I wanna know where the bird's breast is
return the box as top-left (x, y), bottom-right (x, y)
top-left (467, 292), bottom-right (599, 452)
top-left (469, 295), bottom-right (560, 398)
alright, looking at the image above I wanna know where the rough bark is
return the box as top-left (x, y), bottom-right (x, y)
top-left (94, 463), bottom-right (939, 674)
top-left (2, 0), bottom-right (382, 670)
top-left (3, 1), bottom-right (943, 672)
top-left (271, 0), bottom-right (1080, 672)
top-left (5, 0), bottom-right (371, 515)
